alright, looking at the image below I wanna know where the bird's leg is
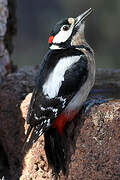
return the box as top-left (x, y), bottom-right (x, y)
top-left (83, 98), bottom-right (109, 114)
top-left (51, 171), bottom-right (61, 180)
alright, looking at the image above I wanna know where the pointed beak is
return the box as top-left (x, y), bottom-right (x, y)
top-left (75, 8), bottom-right (94, 26)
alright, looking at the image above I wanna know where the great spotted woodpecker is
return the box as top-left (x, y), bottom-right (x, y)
top-left (24, 8), bottom-right (95, 179)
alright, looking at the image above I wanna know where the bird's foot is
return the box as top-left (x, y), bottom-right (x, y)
top-left (83, 98), bottom-right (110, 114)
top-left (51, 172), bottom-right (60, 180)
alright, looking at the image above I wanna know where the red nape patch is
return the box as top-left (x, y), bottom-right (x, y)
top-left (48, 35), bottom-right (54, 44)
top-left (53, 110), bottom-right (77, 134)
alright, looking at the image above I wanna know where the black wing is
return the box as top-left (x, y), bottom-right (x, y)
top-left (24, 54), bottom-right (88, 147)
top-left (58, 55), bottom-right (88, 95)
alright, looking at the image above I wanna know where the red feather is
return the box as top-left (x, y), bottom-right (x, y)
top-left (48, 35), bottom-right (54, 44)
top-left (53, 110), bottom-right (77, 134)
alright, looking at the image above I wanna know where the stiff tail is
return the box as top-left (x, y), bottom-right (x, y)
top-left (44, 127), bottom-right (68, 176)
top-left (23, 124), bottom-right (44, 152)
top-left (23, 125), bottom-right (33, 152)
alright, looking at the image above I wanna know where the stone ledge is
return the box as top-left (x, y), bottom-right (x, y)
top-left (0, 67), bottom-right (120, 179)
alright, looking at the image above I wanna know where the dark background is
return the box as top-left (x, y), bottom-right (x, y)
top-left (13, 0), bottom-right (120, 68)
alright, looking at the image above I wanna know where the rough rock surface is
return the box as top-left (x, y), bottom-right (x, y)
top-left (0, 0), bottom-right (17, 83)
top-left (0, 67), bottom-right (120, 180)
top-left (20, 96), bottom-right (120, 180)
top-left (68, 100), bottom-right (120, 180)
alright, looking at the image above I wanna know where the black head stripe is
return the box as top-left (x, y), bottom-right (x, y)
top-left (74, 45), bottom-right (93, 54)
top-left (52, 42), bottom-right (92, 55)
top-left (50, 18), bottom-right (70, 36)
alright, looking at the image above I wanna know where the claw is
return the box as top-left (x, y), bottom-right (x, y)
top-left (52, 172), bottom-right (61, 180)
top-left (83, 98), bottom-right (110, 114)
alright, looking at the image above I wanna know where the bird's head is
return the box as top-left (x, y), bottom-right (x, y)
top-left (48, 8), bottom-right (93, 50)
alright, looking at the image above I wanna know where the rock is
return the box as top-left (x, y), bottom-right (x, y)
top-left (0, 0), bottom-right (17, 84)
top-left (67, 100), bottom-right (120, 180)
top-left (0, 67), bottom-right (120, 179)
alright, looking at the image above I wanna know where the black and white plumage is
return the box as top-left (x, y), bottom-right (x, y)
top-left (24, 8), bottom-right (95, 178)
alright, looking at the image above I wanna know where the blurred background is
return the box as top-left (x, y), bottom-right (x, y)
top-left (13, 0), bottom-right (120, 69)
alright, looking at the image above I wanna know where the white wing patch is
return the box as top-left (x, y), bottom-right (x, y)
top-left (43, 55), bottom-right (80, 99)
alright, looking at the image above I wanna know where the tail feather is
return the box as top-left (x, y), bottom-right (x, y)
top-left (44, 127), bottom-right (68, 175)
top-left (23, 125), bottom-right (33, 152)
top-left (23, 124), bottom-right (46, 152)
top-left (23, 124), bottom-right (51, 151)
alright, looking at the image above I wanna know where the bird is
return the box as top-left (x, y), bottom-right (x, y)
top-left (24, 8), bottom-right (95, 179)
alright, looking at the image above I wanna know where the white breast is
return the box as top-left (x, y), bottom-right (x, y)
top-left (43, 55), bottom-right (80, 99)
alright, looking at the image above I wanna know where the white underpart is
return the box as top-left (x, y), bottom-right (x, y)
top-left (65, 81), bottom-right (91, 113)
top-left (52, 26), bottom-right (73, 44)
top-left (43, 55), bottom-right (81, 99)
top-left (65, 56), bottom-right (96, 113)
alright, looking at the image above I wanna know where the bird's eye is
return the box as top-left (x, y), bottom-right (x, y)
top-left (62, 25), bottom-right (70, 31)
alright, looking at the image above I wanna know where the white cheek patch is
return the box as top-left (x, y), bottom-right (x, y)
top-left (50, 44), bottom-right (62, 50)
top-left (53, 26), bottom-right (73, 44)
top-left (43, 55), bottom-right (80, 99)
